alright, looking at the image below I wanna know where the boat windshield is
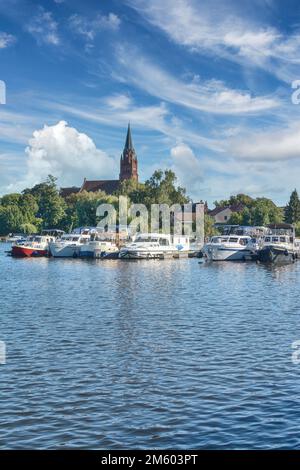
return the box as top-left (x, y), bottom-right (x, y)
top-left (62, 235), bottom-right (80, 242)
top-left (135, 236), bottom-right (159, 243)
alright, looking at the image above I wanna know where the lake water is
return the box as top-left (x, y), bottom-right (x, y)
top-left (1, 241), bottom-right (300, 449)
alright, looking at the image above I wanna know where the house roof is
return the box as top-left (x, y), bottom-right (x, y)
top-left (60, 187), bottom-right (80, 198)
top-left (209, 203), bottom-right (245, 217)
top-left (80, 179), bottom-right (120, 194)
top-left (209, 206), bottom-right (231, 217)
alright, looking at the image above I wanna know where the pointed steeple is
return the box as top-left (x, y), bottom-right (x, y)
top-left (124, 122), bottom-right (134, 151)
top-left (120, 123), bottom-right (138, 182)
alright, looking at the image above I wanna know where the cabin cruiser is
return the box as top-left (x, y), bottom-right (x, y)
top-left (257, 224), bottom-right (299, 264)
top-left (49, 233), bottom-right (90, 258)
top-left (80, 238), bottom-right (119, 259)
top-left (202, 235), bottom-right (256, 261)
top-left (119, 233), bottom-right (190, 259)
top-left (11, 234), bottom-right (55, 257)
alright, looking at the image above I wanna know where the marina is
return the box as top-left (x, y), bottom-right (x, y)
top-left (5, 224), bottom-right (300, 265)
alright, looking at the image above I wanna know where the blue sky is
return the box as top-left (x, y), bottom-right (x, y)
top-left (1, 0), bottom-right (300, 205)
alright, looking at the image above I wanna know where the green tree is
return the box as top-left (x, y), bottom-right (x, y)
top-left (228, 211), bottom-right (243, 225)
top-left (0, 206), bottom-right (24, 235)
top-left (64, 191), bottom-right (119, 228)
top-left (285, 189), bottom-right (300, 224)
top-left (25, 175), bottom-right (66, 228)
top-left (204, 214), bottom-right (219, 238)
top-left (144, 170), bottom-right (189, 207)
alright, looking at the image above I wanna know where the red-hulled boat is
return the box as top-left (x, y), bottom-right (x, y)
top-left (11, 235), bottom-right (54, 257)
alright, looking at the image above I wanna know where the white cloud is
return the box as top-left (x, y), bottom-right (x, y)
top-left (126, 0), bottom-right (300, 82)
top-left (26, 8), bottom-right (60, 45)
top-left (69, 12), bottom-right (121, 41)
top-left (115, 46), bottom-right (279, 114)
top-left (229, 123), bottom-right (300, 162)
top-left (11, 121), bottom-right (117, 190)
top-left (106, 94), bottom-right (132, 110)
top-left (170, 143), bottom-right (203, 196)
top-left (0, 32), bottom-right (16, 49)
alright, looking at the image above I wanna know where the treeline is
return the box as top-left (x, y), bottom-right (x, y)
top-left (0, 170), bottom-right (189, 235)
top-left (2, 171), bottom-right (300, 237)
top-left (215, 191), bottom-right (300, 233)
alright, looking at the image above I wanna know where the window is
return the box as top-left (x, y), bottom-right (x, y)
top-left (229, 237), bottom-right (238, 243)
top-left (159, 238), bottom-right (169, 246)
top-left (280, 237), bottom-right (286, 243)
top-left (224, 216), bottom-right (228, 221)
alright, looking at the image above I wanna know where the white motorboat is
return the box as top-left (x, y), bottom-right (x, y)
top-left (49, 233), bottom-right (90, 258)
top-left (202, 235), bottom-right (255, 261)
top-left (80, 239), bottom-right (119, 259)
top-left (119, 233), bottom-right (190, 259)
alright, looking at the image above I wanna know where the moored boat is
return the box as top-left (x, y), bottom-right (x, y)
top-left (80, 238), bottom-right (119, 258)
top-left (202, 235), bottom-right (256, 261)
top-left (257, 224), bottom-right (299, 264)
top-left (49, 233), bottom-right (90, 258)
top-left (119, 233), bottom-right (190, 259)
top-left (11, 235), bottom-right (55, 257)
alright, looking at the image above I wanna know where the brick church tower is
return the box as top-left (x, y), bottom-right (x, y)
top-left (119, 123), bottom-right (138, 182)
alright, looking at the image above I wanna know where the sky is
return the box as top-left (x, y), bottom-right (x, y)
top-left (1, 0), bottom-right (300, 206)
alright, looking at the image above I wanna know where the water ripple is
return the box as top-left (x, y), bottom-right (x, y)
top-left (1, 243), bottom-right (300, 448)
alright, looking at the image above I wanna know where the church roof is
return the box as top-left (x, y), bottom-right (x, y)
top-left (60, 186), bottom-right (80, 198)
top-left (80, 179), bottom-right (120, 194)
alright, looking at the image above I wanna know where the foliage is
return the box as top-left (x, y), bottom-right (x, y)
top-left (285, 189), bottom-right (300, 224)
top-left (204, 215), bottom-right (219, 238)
top-left (214, 193), bottom-right (253, 208)
top-left (117, 171), bottom-right (189, 208)
top-left (224, 196), bottom-right (284, 226)
top-left (295, 221), bottom-right (300, 237)
top-left (0, 205), bottom-right (24, 235)
top-left (24, 175), bottom-right (66, 228)
top-left (20, 222), bottom-right (39, 234)
top-left (64, 190), bottom-right (119, 229)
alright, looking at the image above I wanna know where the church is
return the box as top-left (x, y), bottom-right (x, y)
top-left (60, 124), bottom-right (138, 198)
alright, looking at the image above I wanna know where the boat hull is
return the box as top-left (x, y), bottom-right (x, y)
top-left (257, 246), bottom-right (296, 264)
top-left (11, 245), bottom-right (48, 257)
top-left (49, 243), bottom-right (80, 258)
top-left (119, 249), bottom-right (177, 259)
top-left (203, 246), bottom-right (254, 261)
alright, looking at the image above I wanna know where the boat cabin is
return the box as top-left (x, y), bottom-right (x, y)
top-left (210, 235), bottom-right (252, 246)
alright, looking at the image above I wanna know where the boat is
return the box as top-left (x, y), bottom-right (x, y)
top-left (119, 233), bottom-right (190, 259)
top-left (11, 230), bottom-right (64, 257)
top-left (6, 233), bottom-right (26, 244)
top-left (49, 233), bottom-right (90, 258)
top-left (11, 234), bottom-right (55, 257)
top-left (257, 224), bottom-right (299, 264)
top-left (80, 236), bottom-right (119, 259)
top-left (202, 235), bottom-right (256, 261)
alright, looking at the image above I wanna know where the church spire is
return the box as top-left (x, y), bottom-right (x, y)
top-left (124, 122), bottom-right (134, 152)
top-left (120, 124), bottom-right (138, 182)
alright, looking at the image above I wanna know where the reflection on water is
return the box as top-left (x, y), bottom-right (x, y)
top-left (1, 243), bottom-right (300, 449)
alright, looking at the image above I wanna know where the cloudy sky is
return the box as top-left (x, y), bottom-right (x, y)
top-left (1, 0), bottom-right (300, 205)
